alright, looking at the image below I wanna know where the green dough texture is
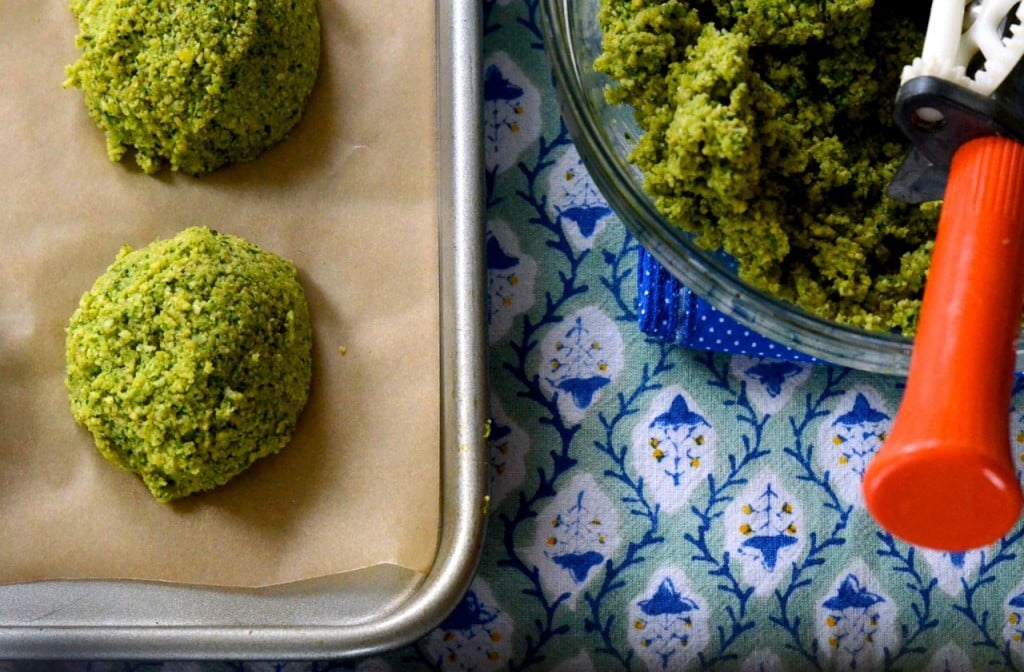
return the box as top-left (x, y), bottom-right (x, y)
top-left (595, 0), bottom-right (937, 334)
top-left (66, 227), bottom-right (313, 502)
top-left (65, 0), bottom-right (321, 175)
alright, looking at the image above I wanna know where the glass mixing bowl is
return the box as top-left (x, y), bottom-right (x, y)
top-left (539, 0), bottom-right (929, 375)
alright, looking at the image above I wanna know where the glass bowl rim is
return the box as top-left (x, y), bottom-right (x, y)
top-left (537, 0), bottom-right (955, 376)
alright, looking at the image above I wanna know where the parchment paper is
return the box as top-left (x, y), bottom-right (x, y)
top-left (0, 1), bottom-right (441, 587)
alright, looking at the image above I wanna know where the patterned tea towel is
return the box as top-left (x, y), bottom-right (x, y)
top-left (636, 246), bottom-right (822, 363)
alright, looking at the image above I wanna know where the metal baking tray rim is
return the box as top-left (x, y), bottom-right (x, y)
top-left (0, 0), bottom-right (487, 660)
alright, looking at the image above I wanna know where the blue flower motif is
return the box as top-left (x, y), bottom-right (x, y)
top-left (727, 473), bottom-right (806, 598)
top-left (483, 64), bottom-right (523, 101)
top-left (543, 311), bottom-right (622, 417)
top-left (545, 490), bottom-right (607, 586)
top-left (486, 396), bottom-right (529, 506)
top-left (489, 420), bottom-right (512, 445)
top-left (546, 149), bottom-right (614, 250)
top-left (645, 395), bottom-right (710, 487)
top-left (829, 393), bottom-right (890, 471)
top-left (529, 475), bottom-right (622, 609)
top-left (482, 53), bottom-right (539, 174)
top-left (483, 60), bottom-right (527, 163)
top-left (486, 233), bottom-right (518, 270)
top-left (487, 220), bottom-right (537, 344)
top-left (742, 361), bottom-right (804, 398)
top-left (729, 355), bottom-right (810, 415)
top-left (638, 577), bottom-right (699, 617)
top-left (1005, 586), bottom-right (1024, 651)
top-left (633, 388), bottom-right (716, 514)
top-left (651, 395), bottom-right (709, 431)
top-left (555, 202), bottom-right (612, 238)
top-left (550, 374), bottom-right (611, 410)
top-left (551, 549), bottom-right (604, 583)
top-left (422, 580), bottom-right (513, 671)
top-left (921, 547), bottom-right (982, 597)
top-left (733, 479), bottom-right (802, 575)
top-left (819, 389), bottom-right (892, 504)
top-left (742, 533), bottom-right (798, 573)
top-left (820, 571), bottom-right (891, 669)
top-left (442, 590), bottom-right (499, 631)
top-left (629, 569), bottom-right (710, 670)
top-left (834, 393), bottom-right (890, 431)
top-left (824, 574), bottom-right (885, 611)
top-left (486, 231), bottom-right (526, 328)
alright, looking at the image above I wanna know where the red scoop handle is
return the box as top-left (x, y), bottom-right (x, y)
top-left (863, 135), bottom-right (1024, 551)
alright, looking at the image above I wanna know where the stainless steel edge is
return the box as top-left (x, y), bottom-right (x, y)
top-left (0, 0), bottom-right (487, 658)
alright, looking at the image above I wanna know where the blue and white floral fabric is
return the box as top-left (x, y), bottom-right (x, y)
top-left (52, 1), bottom-right (1024, 670)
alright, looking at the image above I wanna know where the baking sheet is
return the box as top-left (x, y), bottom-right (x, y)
top-left (0, 0), bottom-right (441, 587)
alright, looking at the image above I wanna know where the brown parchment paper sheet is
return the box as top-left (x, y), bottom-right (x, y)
top-left (0, 1), bottom-right (441, 587)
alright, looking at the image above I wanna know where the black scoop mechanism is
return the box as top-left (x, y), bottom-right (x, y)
top-left (889, 61), bottom-right (1024, 203)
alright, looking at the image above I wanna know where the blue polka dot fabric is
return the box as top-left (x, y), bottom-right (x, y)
top-left (637, 247), bottom-right (821, 363)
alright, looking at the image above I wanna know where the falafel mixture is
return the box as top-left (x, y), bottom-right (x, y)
top-left (595, 0), bottom-right (936, 333)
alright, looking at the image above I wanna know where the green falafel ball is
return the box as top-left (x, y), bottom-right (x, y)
top-left (65, 0), bottom-right (321, 175)
top-left (66, 227), bottom-right (313, 502)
